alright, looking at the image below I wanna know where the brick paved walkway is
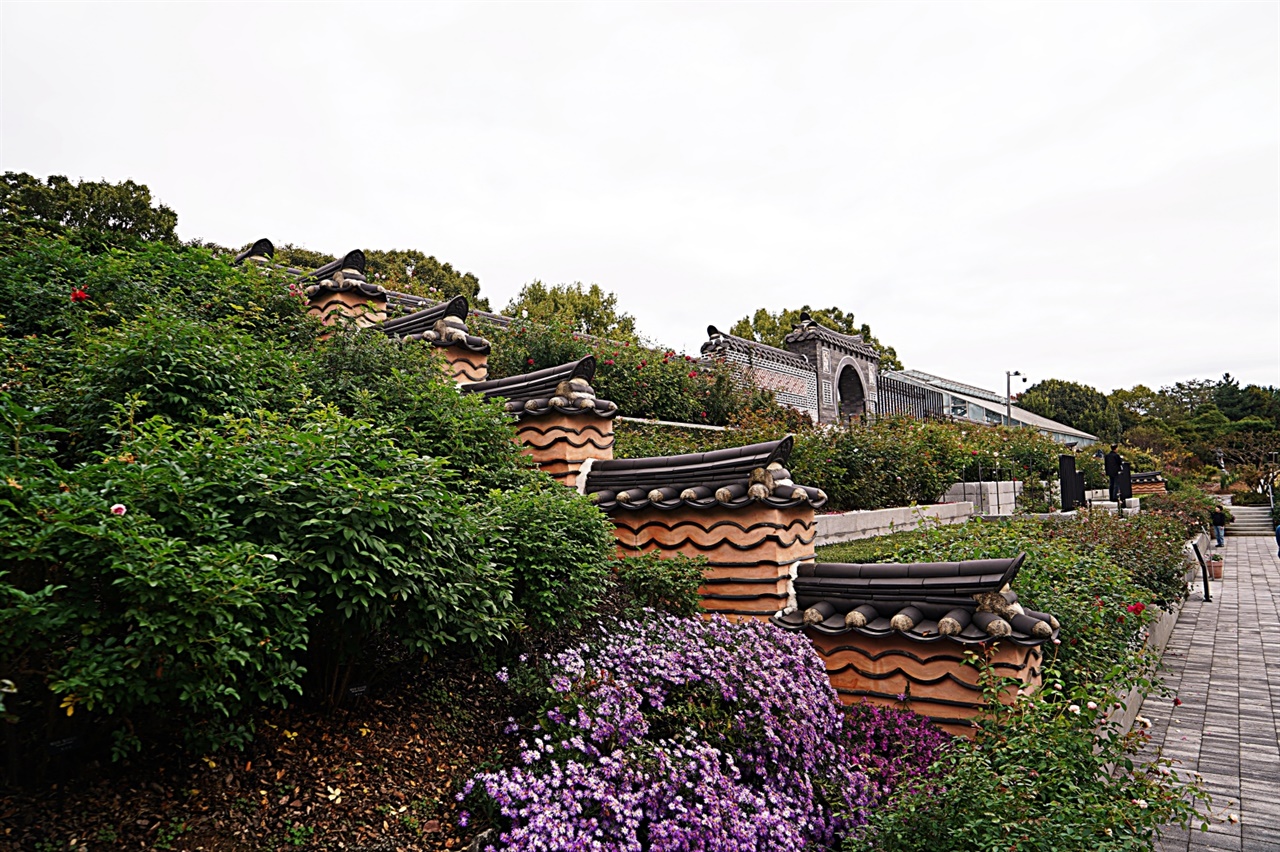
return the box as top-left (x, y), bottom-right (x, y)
top-left (1145, 536), bottom-right (1280, 852)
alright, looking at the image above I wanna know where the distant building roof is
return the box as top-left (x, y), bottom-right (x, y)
top-left (886, 370), bottom-right (1098, 442)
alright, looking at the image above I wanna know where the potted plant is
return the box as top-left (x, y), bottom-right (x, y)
top-left (1209, 552), bottom-right (1224, 580)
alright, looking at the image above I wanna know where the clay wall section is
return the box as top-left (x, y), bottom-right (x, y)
top-left (808, 631), bottom-right (1044, 737)
top-left (610, 505), bottom-right (816, 620)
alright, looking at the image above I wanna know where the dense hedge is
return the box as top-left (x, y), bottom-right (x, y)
top-left (0, 236), bottom-right (616, 761)
top-left (616, 415), bottom-right (1074, 513)
top-left (483, 316), bottom-right (759, 425)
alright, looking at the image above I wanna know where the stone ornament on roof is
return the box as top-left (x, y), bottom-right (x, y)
top-left (302, 250), bottom-right (389, 302)
top-left (461, 356), bottom-right (618, 419)
top-left (771, 553), bottom-right (1060, 647)
top-left (583, 437), bottom-right (827, 512)
top-left (379, 294), bottom-right (491, 355)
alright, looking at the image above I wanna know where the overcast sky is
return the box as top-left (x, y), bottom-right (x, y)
top-left (3, 1), bottom-right (1277, 394)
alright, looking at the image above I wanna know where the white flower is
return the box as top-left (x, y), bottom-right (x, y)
top-left (1068, 704), bottom-right (1081, 714)
top-left (1087, 701), bottom-right (1098, 710)
top-left (1134, 798), bottom-right (1148, 809)
top-left (110, 503), bottom-right (127, 516)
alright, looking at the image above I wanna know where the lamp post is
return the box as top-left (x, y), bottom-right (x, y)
top-left (1005, 371), bottom-right (1023, 426)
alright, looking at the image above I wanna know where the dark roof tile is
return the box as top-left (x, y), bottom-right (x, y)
top-left (583, 436), bottom-right (827, 512)
top-left (773, 553), bottom-right (1058, 646)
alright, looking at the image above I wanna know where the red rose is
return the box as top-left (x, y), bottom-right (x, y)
top-left (527, 358), bottom-right (535, 365)
top-left (70, 288), bottom-right (89, 302)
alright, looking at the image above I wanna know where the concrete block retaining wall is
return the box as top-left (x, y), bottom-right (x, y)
top-left (942, 481), bottom-right (1023, 516)
top-left (815, 502), bottom-right (976, 546)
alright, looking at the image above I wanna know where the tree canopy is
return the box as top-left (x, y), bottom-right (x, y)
top-left (1018, 378), bottom-right (1120, 441)
top-left (2, 171), bottom-right (178, 251)
top-left (728, 306), bottom-right (903, 371)
top-left (503, 280), bottom-right (639, 341)
top-left (270, 245), bottom-right (489, 309)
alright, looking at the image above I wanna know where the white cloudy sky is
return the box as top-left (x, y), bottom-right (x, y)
top-left (3, 1), bottom-right (1277, 393)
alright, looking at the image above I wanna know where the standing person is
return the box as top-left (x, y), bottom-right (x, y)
top-left (1275, 521), bottom-right (1279, 558)
top-left (1211, 506), bottom-right (1227, 547)
top-left (1105, 445), bottom-right (1123, 502)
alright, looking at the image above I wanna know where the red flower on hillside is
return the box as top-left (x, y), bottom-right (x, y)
top-left (1126, 602), bottom-right (1146, 615)
top-left (527, 358), bottom-right (535, 365)
top-left (70, 288), bottom-right (89, 302)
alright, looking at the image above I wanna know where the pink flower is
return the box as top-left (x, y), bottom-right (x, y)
top-left (110, 503), bottom-right (127, 516)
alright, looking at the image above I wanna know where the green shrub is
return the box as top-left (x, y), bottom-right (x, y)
top-left (55, 315), bottom-right (297, 459)
top-left (1045, 510), bottom-right (1190, 607)
top-left (1, 419), bottom-right (312, 755)
top-left (299, 328), bottom-right (532, 494)
top-left (483, 317), bottom-right (750, 424)
top-left (614, 552), bottom-right (707, 617)
top-left (484, 483), bottom-right (617, 631)
top-left (0, 236), bottom-right (314, 343)
top-left (1142, 489), bottom-right (1218, 539)
top-left (1, 398), bottom-right (535, 752)
top-left (1230, 490), bottom-right (1270, 506)
top-left (852, 665), bottom-right (1208, 852)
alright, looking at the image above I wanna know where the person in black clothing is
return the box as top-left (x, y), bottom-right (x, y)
top-left (1210, 506), bottom-right (1227, 547)
top-left (1105, 445), bottom-right (1123, 502)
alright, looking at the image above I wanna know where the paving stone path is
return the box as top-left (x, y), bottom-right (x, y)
top-left (1145, 536), bottom-right (1280, 852)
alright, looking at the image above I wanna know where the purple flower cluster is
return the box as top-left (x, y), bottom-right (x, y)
top-left (840, 701), bottom-right (950, 798)
top-left (465, 613), bottom-right (942, 850)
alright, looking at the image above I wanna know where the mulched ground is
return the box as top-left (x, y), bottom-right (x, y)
top-left (0, 656), bottom-right (517, 851)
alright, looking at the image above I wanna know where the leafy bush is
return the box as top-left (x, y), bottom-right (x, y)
top-left (484, 483), bottom-right (617, 631)
top-left (299, 328), bottom-right (532, 495)
top-left (1, 412), bottom-right (312, 756)
top-left (55, 315), bottom-right (296, 458)
top-left (465, 614), bottom-right (945, 849)
top-left (0, 236), bottom-right (315, 344)
top-left (1141, 489), bottom-right (1218, 539)
top-left (614, 552), bottom-right (707, 617)
top-left (827, 516), bottom-right (1210, 850)
top-left (852, 665), bottom-right (1208, 852)
top-left (2, 402), bottom-right (534, 739)
top-left (483, 316), bottom-right (751, 424)
top-left (617, 417), bottom-right (1070, 513)
top-left (1230, 490), bottom-right (1270, 506)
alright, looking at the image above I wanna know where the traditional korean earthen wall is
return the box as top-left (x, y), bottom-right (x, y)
top-left (610, 504), bottom-right (817, 620)
top-left (807, 631), bottom-right (1044, 737)
top-left (1131, 481), bottom-right (1166, 496)
top-left (517, 414), bottom-right (614, 488)
top-left (308, 290), bottom-right (387, 335)
top-left (446, 349), bottom-right (488, 384)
